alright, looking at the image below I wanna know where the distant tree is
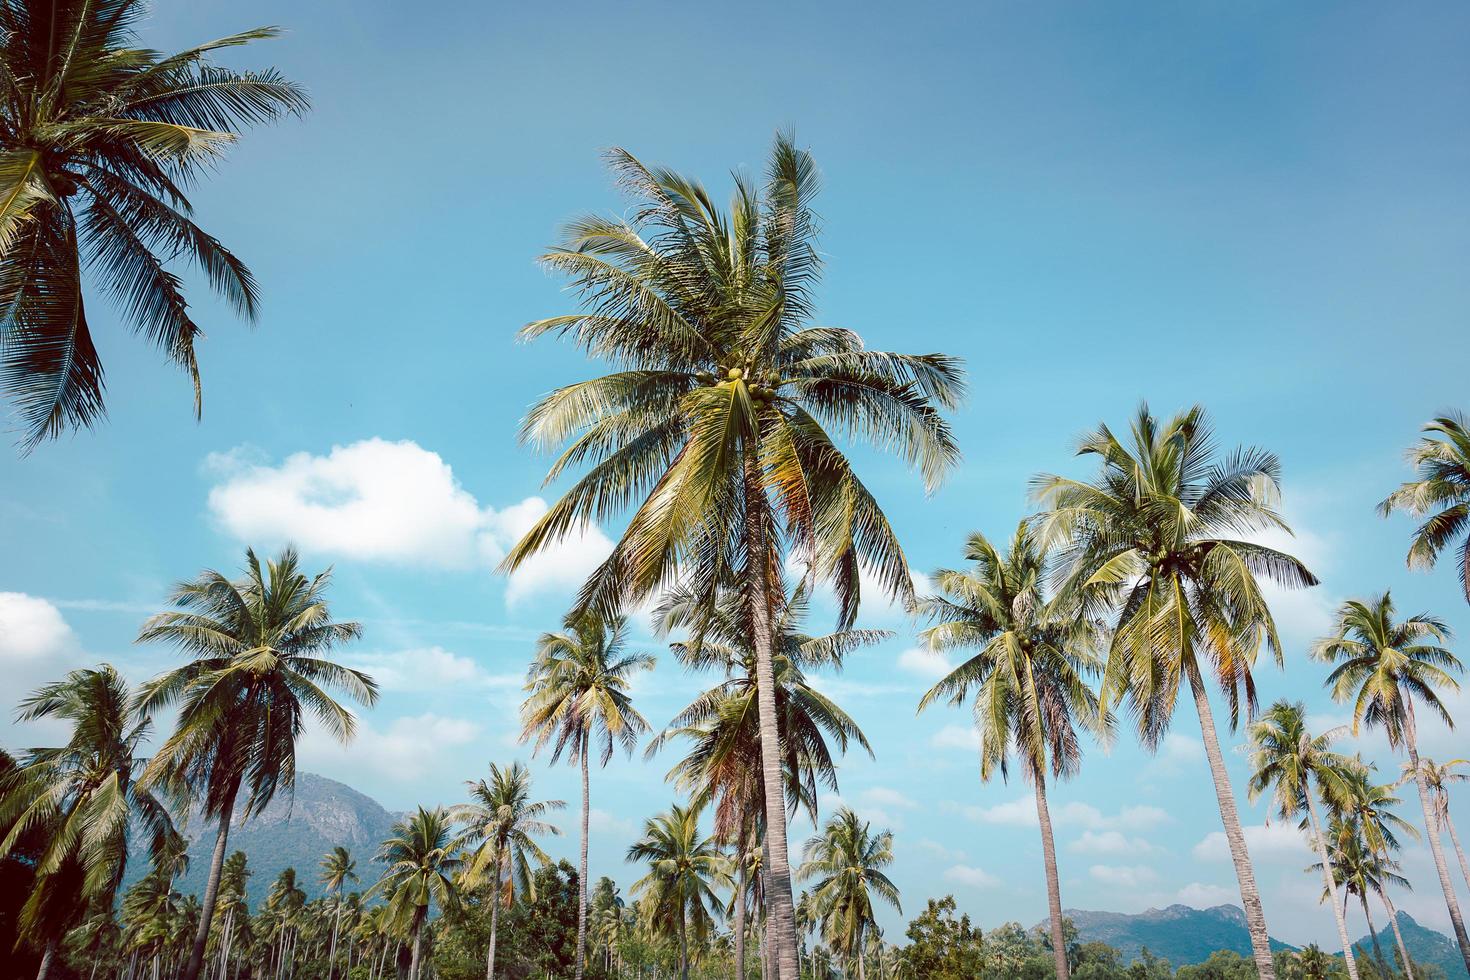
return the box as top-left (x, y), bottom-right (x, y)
top-left (373, 807), bottom-right (465, 980)
top-left (627, 803), bottom-right (727, 980)
top-left (898, 897), bottom-right (983, 979)
top-left (1409, 757), bottom-right (1470, 894)
top-left (797, 808), bottom-right (900, 980)
top-left (212, 851), bottom-right (250, 980)
top-left (321, 846), bottom-right (359, 980)
top-left (1379, 412), bottom-right (1470, 607)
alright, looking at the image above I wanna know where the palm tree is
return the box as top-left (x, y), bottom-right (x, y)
top-left (796, 808), bottom-right (901, 980)
top-left (264, 867), bottom-right (305, 980)
top-left (212, 851), bottom-right (250, 980)
top-left (627, 803), bottom-right (729, 980)
top-left (135, 547), bottom-right (377, 980)
top-left (0, 0), bottom-right (308, 449)
top-left (1408, 757), bottom-right (1470, 894)
top-left (1246, 700), bottom-right (1362, 978)
top-left (521, 611), bottom-right (652, 980)
top-left (0, 665), bottom-right (173, 980)
top-left (589, 877), bottom-right (628, 975)
top-left (372, 807), bottom-right (464, 980)
top-left (1034, 403), bottom-right (1318, 978)
top-left (320, 847), bottom-right (357, 980)
top-left (649, 582), bottom-right (881, 980)
top-left (1312, 818), bottom-right (1413, 980)
top-left (1335, 770), bottom-right (1420, 980)
top-left (502, 133), bottom-right (965, 979)
top-left (1314, 592), bottom-right (1469, 972)
top-left (452, 761), bottom-right (565, 980)
top-left (916, 519), bottom-right (1101, 980)
top-left (1380, 411), bottom-right (1470, 606)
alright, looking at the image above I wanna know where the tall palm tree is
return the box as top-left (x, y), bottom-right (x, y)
top-left (212, 851), bottom-right (250, 980)
top-left (0, 0), bottom-right (309, 449)
top-left (521, 611), bottom-right (652, 980)
top-left (264, 867), bottom-right (306, 980)
top-left (0, 665), bottom-right (173, 980)
top-left (916, 519), bottom-right (1101, 980)
top-left (320, 846), bottom-right (357, 980)
top-left (1314, 592), bottom-right (1469, 972)
top-left (451, 761), bottom-right (565, 980)
top-left (1246, 700), bottom-right (1362, 978)
top-left (649, 582), bottom-right (881, 980)
top-left (1034, 403), bottom-right (1318, 978)
top-left (1335, 770), bottom-right (1420, 980)
top-left (502, 134), bottom-right (965, 979)
top-left (135, 547), bottom-right (377, 980)
top-left (1312, 818), bottom-right (1413, 980)
top-left (1380, 411), bottom-right (1470, 606)
top-left (1407, 757), bottom-right (1470, 893)
top-left (372, 807), bottom-right (464, 980)
top-left (627, 803), bottom-right (729, 980)
top-left (796, 808), bottom-right (900, 980)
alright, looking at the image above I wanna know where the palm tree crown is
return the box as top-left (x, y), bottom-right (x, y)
top-left (1380, 411), bottom-right (1470, 606)
top-left (453, 761), bottom-right (565, 903)
top-left (797, 807), bottom-right (900, 980)
top-left (626, 802), bottom-right (728, 980)
top-left (0, 0), bottom-right (309, 448)
top-left (372, 806), bottom-right (465, 980)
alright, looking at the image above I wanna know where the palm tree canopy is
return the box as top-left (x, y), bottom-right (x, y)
top-left (135, 547), bottom-right (377, 818)
top-left (918, 519), bottom-right (1105, 783)
top-left (521, 611), bottom-right (653, 767)
top-left (626, 803), bottom-right (729, 950)
top-left (1410, 756), bottom-right (1470, 824)
top-left (320, 845), bottom-right (358, 894)
top-left (1034, 403), bottom-right (1319, 743)
top-left (1313, 591), bottom-right (1462, 746)
top-left (1246, 700), bottom-right (1359, 820)
top-left (1311, 816), bottom-right (1412, 903)
top-left (1336, 765), bottom-right (1418, 856)
top-left (372, 806), bottom-right (466, 930)
top-left (1379, 411), bottom-right (1470, 605)
top-left (451, 760), bottom-right (564, 903)
top-left (797, 807), bottom-right (901, 964)
top-left (0, 0), bottom-right (309, 449)
top-left (502, 132), bottom-right (965, 629)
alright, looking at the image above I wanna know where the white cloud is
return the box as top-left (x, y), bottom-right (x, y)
top-left (205, 439), bottom-right (613, 606)
top-left (783, 555), bottom-right (930, 622)
top-left (944, 865), bottom-right (1001, 888)
top-left (0, 593), bottom-right (86, 720)
top-left (343, 646), bottom-right (521, 693)
top-left (300, 711), bottom-right (481, 784)
top-left (963, 799), bottom-right (1171, 832)
top-left (861, 787), bottom-right (919, 810)
top-left (1069, 830), bottom-right (1158, 855)
top-left (931, 724), bottom-right (981, 751)
top-left (897, 647), bottom-right (952, 680)
top-left (1089, 864), bottom-right (1158, 889)
top-left (1176, 882), bottom-right (1237, 907)
top-left (1192, 822), bottom-right (1311, 863)
top-left (917, 839), bottom-right (969, 863)
top-left (1246, 520), bottom-right (1336, 645)
top-left (589, 809), bottom-right (636, 836)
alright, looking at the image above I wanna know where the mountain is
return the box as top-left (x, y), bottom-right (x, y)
top-left (1056, 904), bottom-right (1296, 967)
top-left (1352, 912), bottom-right (1468, 980)
top-left (124, 772), bottom-right (400, 903)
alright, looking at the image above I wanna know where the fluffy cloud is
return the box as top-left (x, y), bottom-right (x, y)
top-left (963, 799), bottom-right (1171, 832)
top-left (205, 439), bottom-right (612, 606)
top-left (896, 647), bottom-right (952, 680)
top-left (1191, 822), bottom-right (1311, 863)
top-left (0, 593), bottom-right (85, 717)
top-left (861, 787), bottom-right (919, 810)
top-left (1176, 882), bottom-right (1238, 907)
top-left (1069, 830), bottom-right (1159, 855)
top-left (944, 865), bottom-right (1001, 888)
top-left (342, 647), bottom-right (521, 693)
top-left (931, 724), bottom-right (982, 751)
top-left (300, 711), bottom-right (481, 786)
top-left (1089, 864), bottom-right (1158, 889)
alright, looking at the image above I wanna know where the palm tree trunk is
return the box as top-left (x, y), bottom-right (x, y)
top-left (1444, 810), bottom-right (1470, 896)
top-left (1186, 663), bottom-right (1276, 979)
top-left (1405, 699), bottom-right (1470, 973)
top-left (409, 920), bottom-right (424, 980)
top-left (735, 826), bottom-right (748, 980)
top-left (856, 939), bottom-right (867, 980)
top-left (679, 907), bottom-right (689, 980)
top-left (1032, 768), bottom-right (1071, 980)
top-left (1378, 887), bottom-right (1415, 980)
top-left (329, 899), bottom-right (344, 980)
top-left (577, 747), bottom-right (590, 980)
top-left (35, 940), bottom-right (57, 980)
top-left (486, 852), bottom-right (503, 980)
top-left (744, 454), bottom-right (799, 980)
top-left (1361, 892), bottom-right (1389, 979)
top-left (1304, 787), bottom-right (1360, 980)
top-left (182, 785), bottom-right (240, 980)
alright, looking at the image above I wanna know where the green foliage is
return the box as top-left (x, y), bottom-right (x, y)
top-left (900, 896), bottom-right (983, 979)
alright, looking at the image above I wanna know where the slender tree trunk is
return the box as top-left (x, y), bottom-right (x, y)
top-left (744, 455), bottom-right (798, 980)
top-left (1405, 699), bottom-right (1470, 973)
top-left (182, 786), bottom-right (240, 980)
top-left (1032, 768), bottom-right (1071, 980)
top-left (1378, 887), bottom-right (1415, 980)
top-left (486, 851), bottom-right (503, 980)
top-left (1186, 664), bottom-right (1275, 979)
top-left (409, 920), bottom-right (424, 980)
top-left (577, 748), bottom-right (590, 980)
top-left (679, 909), bottom-right (689, 980)
top-left (735, 826), bottom-right (749, 980)
top-left (856, 939), bottom-right (866, 980)
top-left (1360, 892), bottom-right (1390, 978)
top-left (329, 898), bottom-right (344, 980)
top-left (1305, 787), bottom-right (1360, 980)
top-left (35, 940), bottom-right (56, 980)
top-left (1444, 810), bottom-right (1470, 896)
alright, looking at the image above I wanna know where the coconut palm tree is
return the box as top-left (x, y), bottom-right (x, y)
top-left (135, 547), bottom-right (377, 980)
top-left (1314, 592), bottom-right (1469, 972)
top-left (0, 0), bottom-right (309, 449)
top-left (627, 803), bottom-right (729, 980)
top-left (1380, 412), bottom-right (1470, 607)
top-left (1246, 700), bottom-right (1362, 978)
top-left (211, 851), bottom-right (250, 980)
top-left (0, 665), bottom-right (174, 980)
top-left (502, 134), bottom-right (965, 979)
top-left (796, 808), bottom-right (901, 980)
top-left (521, 611), bottom-right (652, 980)
top-left (1034, 403), bottom-right (1318, 978)
top-left (451, 761), bottom-right (565, 980)
top-left (372, 807), bottom-right (464, 980)
top-left (319, 847), bottom-right (357, 980)
top-left (1407, 757), bottom-right (1470, 894)
top-left (1312, 817), bottom-right (1413, 980)
top-left (1334, 770), bottom-right (1420, 980)
top-left (916, 519), bottom-right (1102, 980)
top-left (264, 867), bottom-right (305, 980)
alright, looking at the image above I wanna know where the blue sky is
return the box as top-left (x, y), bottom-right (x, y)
top-left (3, 0), bottom-right (1470, 952)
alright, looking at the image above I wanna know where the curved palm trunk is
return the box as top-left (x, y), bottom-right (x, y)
top-left (35, 940), bottom-right (56, 980)
top-left (1032, 769), bottom-right (1071, 980)
top-left (181, 786), bottom-right (239, 980)
top-left (744, 456), bottom-right (799, 980)
top-left (1304, 788), bottom-right (1360, 980)
top-left (678, 906), bottom-right (690, 980)
top-left (1186, 664), bottom-right (1276, 979)
top-left (409, 918), bottom-right (424, 980)
top-left (1405, 700), bottom-right (1470, 973)
top-left (328, 899), bottom-right (344, 980)
top-left (486, 851), bottom-right (504, 980)
top-left (1378, 887), bottom-right (1415, 980)
top-left (734, 828), bottom-right (748, 980)
top-left (577, 748), bottom-right (590, 980)
top-left (1444, 810), bottom-right (1470, 895)
top-left (856, 936), bottom-right (867, 980)
top-left (1361, 893), bottom-right (1391, 979)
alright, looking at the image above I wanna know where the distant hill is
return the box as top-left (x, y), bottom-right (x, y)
top-left (124, 772), bottom-right (400, 904)
top-left (1056, 904), bottom-right (1296, 967)
top-left (1352, 912), bottom-right (1468, 980)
